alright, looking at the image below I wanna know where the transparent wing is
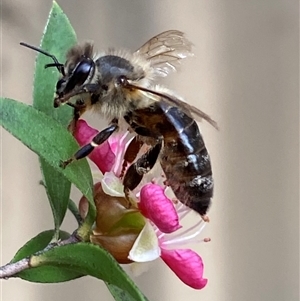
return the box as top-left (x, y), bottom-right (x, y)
top-left (135, 30), bottom-right (193, 77)
top-left (129, 83), bottom-right (218, 129)
top-left (161, 94), bottom-right (219, 130)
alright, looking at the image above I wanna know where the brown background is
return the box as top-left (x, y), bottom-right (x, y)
top-left (1, 1), bottom-right (299, 301)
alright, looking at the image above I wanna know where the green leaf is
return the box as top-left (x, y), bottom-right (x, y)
top-left (0, 98), bottom-right (94, 214)
top-left (41, 159), bottom-right (72, 234)
top-left (16, 265), bottom-right (83, 283)
top-left (12, 230), bottom-right (70, 262)
top-left (68, 199), bottom-right (83, 225)
top-left (11, 230), bottom-right (82, 282)
top-left (30, 2), bottom-right (77, 232)
top-left (11, 230), bottom-right (83, 283)
top-left (33, 1), bottom-right (76, 123)
top-left (106, 283), bottom-right (149, 301)
top-left (31, 243), bottom-right (148, 301)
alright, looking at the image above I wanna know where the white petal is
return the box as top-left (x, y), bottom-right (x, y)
top-left (128, 220), bottom-right (161, 262)
top-left (101, 171), bottom-right (125, 197)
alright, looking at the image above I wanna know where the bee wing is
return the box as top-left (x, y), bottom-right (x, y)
top-left (135, 30), bottom-right (193, 77)
top-left (161, 94), bottom-right (219, 130)
top-left (132, 84), bottom-right (218, 129)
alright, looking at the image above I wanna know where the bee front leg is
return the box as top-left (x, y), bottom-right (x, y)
top-left (123, 140), bottom-right (162, 198)
top-left (60, 120), bottom-right (119, 168)
top-left (66, 101), bottom-right (86, 133)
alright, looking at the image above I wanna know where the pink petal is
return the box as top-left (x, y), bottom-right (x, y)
top-left (139, 184), bottom-right (180, 233)
top-left (107, 131), bottom-right (128, 155)
top-left (110, 132), bottom-right (133, 176)
top-left (74, 120), bottom-right (115, 173)
top-left (161, 248), bottom-right (208, 289)
top-left (108, 136), bottom-right (119, 155)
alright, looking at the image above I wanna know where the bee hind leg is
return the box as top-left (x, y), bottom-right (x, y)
top-left (120, 136), bottom-right (144, 179)
top-left (123, 140), bottom-right (162, 202)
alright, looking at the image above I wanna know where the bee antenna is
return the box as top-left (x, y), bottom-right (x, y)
top-left (20, 42), bottom-right (65, 76)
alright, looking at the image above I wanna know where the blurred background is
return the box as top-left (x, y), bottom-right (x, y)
top-left (1, 1), bottom-right (299, 300)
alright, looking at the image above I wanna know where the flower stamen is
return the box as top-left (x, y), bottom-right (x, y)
top-left (161, 219), bottom-right (206, 247)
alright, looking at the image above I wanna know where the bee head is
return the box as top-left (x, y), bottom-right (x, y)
top-left (20, 41), bottom-right (95, 107)
top-left (55, 43), bottom-right (95, 102)
top-left (55, 57), bottom-right (95, 100)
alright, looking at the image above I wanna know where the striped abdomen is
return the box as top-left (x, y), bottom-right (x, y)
top-left (158, 104), bottom-right (213, 215)
top-left (127, 100), bottom-right (213, 216)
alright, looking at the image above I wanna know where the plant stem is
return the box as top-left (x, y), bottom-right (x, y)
top-left (77, 201), bottom-right (96, 241)
top-left (0, 232), bottom-right (80, 279)
top-left (0, 258), bottom-right (30, 278)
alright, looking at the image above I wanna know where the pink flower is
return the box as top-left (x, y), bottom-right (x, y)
top-left (75, 120), bottom-right (209, 290)
top-left (74, 120), bottom-right (131, 174)
top-left (74, 120), bottom-right (115, 173)
top-left (161, 249), bottom-right (207, 289)
top-left (139, 184), bottom-right (181, 233)
top-left (129, 183), bottom-right (208, 289)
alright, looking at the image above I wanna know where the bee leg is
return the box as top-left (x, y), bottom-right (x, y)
top-left (60, 121), bottom-right (119, 168)
top-left (62, 103), bottom-right (79, 132)
top-left (123, 140), bottom-right (162, 198)
top-left (66, 100), bottom-right (87, 133)
top-left (120, 136), bottom-right (144, 179)
top-left (66, 106), bottom-right (81, 133)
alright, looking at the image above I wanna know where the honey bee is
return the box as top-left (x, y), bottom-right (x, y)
top-left (21, 30), bottom-right (217, 217)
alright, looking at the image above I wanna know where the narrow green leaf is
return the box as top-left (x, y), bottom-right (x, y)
top-left (0, 98), bottom-right (94, 213)
top-left (41, 159), bottom-right (72, 233)
top-left (12, 230), bottom-right (70, 262)
top-left (29, 1), bottom-right (77, 232)
top-left (11, 230), bottom-right (82, 282)
top-left (106, 283), bottom-right (149, 301)
top-left (68, 199), bottom-right (83, 225)
top-left (32, 243), bottom-right (148, 301)
top-left (16, 266), bottom-right (83, 283)
top-left (33, 1), bottom-right (77, 123)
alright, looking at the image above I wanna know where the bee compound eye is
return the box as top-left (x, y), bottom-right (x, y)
top-left (64, 58), bottom-right (94, 94)
top-left (72, 59), bottom-right (93, 86)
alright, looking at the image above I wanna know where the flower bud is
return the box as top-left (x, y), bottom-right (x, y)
top-left (93, 182), bottom-right (138, 234)
top-left (80, 182), bottom-right (145, 263)
top-left (91, 230), bottom-right (140, 264)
